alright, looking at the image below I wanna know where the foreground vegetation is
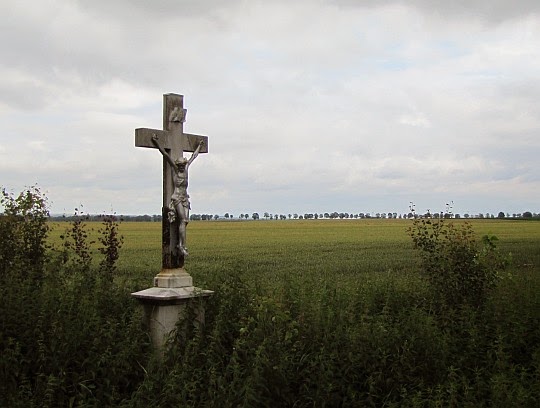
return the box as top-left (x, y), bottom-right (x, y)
top-left (1, 188), bottom-right (539, 407)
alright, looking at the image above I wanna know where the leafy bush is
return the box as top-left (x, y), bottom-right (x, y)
top-left (0, 186), bottom-right (49, 283)
top-left (0, 187), bottom-right (148, 407)
top-left (408, 215), bottom-right (508, 309)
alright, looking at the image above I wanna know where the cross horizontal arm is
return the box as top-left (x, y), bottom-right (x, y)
top-left (135, 128), bottom-right (209, 153)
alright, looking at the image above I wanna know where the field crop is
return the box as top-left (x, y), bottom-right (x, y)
top-left (48, 218), bottom-right (540, 291)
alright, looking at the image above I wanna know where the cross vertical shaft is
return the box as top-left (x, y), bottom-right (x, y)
top-left (162, 93), bottom-right (185, 269)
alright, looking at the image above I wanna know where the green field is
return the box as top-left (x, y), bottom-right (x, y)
top-left (49, 218), bottom-right (540, 291)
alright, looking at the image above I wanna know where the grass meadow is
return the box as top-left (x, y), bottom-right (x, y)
top-left (3, 217), bottom-right (540, 407)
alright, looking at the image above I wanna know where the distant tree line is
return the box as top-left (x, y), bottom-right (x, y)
top-left (47, 211), bottom-right (538, 222)
top-left (48, 214), bottom-right (162, 222)
top-left (187, 210), bottom-right (539, 221)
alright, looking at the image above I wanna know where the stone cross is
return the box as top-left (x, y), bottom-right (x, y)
top-left (135, 93), bottom-right (208, 286)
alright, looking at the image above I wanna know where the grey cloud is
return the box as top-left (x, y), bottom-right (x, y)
top-left (1, 0), bottom-right (539, 215)
top-left (332, 0), bottom-right (540, 23)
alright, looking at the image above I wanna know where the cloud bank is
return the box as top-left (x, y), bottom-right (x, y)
top-left (0, 0), bottom-right (539, 216)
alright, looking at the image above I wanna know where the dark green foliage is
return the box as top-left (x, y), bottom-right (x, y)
top-left (408, 216), bottom-right (507, 309)
top-left (0, 189), bottom-right (148, 407)
top-left (124, 269), bottom-right (539, 407)
top-left (62, 208), bottom-right (94, 271)
top-left (0, 186), bottom-right (49, 282)
top-left (98, 214), bottom-right (124, 282)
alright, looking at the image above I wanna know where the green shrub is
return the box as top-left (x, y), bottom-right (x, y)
top-left (97, 213), bottom-right (124, 282)
top-left (408, 216), bottom-right (508, 309)
top-left (0, 188), bottom-right (148, 407)
top-left (0, 186), bottom-right (49, 283)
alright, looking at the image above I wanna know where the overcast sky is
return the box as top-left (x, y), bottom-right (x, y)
top-left (1, 0), bottom-right (539, 216)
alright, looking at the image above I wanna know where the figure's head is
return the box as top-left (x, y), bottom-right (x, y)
top-left (175, 157), bottom-right (188, 168)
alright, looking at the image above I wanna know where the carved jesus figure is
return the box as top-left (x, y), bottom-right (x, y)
top-left (151, 134), bottom-right (203, 257)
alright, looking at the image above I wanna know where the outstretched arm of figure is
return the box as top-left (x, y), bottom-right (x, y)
top-left (188, 140), bottom-right (204, 166)
top-left (151, 134), bottom-right (176, 168)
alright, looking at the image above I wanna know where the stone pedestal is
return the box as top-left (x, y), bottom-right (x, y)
top-left (153, 268), bottom-right (193, 288)
top-left (132, 272), bottom-right (213, 352)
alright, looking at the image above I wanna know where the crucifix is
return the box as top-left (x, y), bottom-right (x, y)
top-left (135, 93), bottom-right (208, 287)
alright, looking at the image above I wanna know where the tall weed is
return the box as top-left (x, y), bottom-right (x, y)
top-left (407, 215), bottom-right (508, 309)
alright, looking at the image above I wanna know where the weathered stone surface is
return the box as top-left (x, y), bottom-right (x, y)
top-left (135, 129), bottom-right (208, 153)
top-left (131, 286), bottom-right (214, 303)
top-left (132, 286), bottom-right (213, 350)
top-left (153, 267), bottom-right (193, 288)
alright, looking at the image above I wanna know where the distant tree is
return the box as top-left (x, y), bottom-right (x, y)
top-left (224, 213), bottom-right (229, 219)
top-left (214, 214), bottom-right (219, 220)
top-left (293, 213), bottom-right (298, 219)
top-left (498, 211), bottom-right (505, 218)
top-left (523, 211), bottom-right (533, 218)
top-left (252, 212), bottom-right (259, 220)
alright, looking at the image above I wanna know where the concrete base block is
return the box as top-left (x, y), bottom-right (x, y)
top-left (131, 286), bottom-right (213, 352)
